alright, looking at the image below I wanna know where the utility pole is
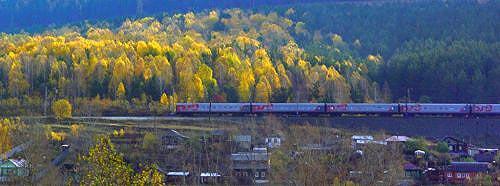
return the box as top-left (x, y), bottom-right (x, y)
top-left (405, 88), bottom-right (411, 117)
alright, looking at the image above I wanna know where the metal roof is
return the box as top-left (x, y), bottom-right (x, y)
top-left (3, 159), bottom-right (27, 167)
top-left (166, 172), bottom-right (190, 176)
top-left (200, 172), bottom-right (221, 177)
top-left (231, 152), bottom-right (269, 161)
top-left (445, 162), bottom-right (490, 172)
top-left (385, 136), bottom-right (411, 142)
top-left (163, 129), bottom-right (189, 139)
top-left (352, 135), bottom-right (374, 140)
top-left (234, 135), bottom-right (251, 142)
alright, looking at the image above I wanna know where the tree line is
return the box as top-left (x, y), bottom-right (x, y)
top-left (0, 0), bottom-right (498, 116)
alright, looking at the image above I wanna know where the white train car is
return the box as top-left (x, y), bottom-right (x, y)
top-left (400, 103), bottom-right (470, 114)
top-left (296, 103), bottom-right (325, 113)
top-left (326, 103), bottom-right (398, 114)
top-left (209, 103), bottom-right (249, 113)
top-left (252, 103), bottom-right (296, 113)
top-left (471, 104), bottom-right (500, 114)
top-left (176, 103), bottom-right (250, 114)
top-left (252, 103), bottom-right (325, 114)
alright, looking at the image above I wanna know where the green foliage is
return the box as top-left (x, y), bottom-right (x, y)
top-left (496, 153), bottom-right (500, 169)
top-left (461, 157), bottom-right (475, 162)
top-left (435, 142), bottom-right (449, 153)
top-left (404, 138), bottom-right (428, 154)
top-left (385, 40), bottom-right (499, 102)
top-left (142, 132), bottom-right (159, 151)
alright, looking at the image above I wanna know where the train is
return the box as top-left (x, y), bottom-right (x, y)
top-left (175, 103), bottom-right (500, 117)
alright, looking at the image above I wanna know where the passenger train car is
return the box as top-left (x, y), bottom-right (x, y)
top-left (175, 103), bottom-right (500, 117)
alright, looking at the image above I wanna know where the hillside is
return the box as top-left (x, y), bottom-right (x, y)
top-left (0, 0), bottom-right (498, 115)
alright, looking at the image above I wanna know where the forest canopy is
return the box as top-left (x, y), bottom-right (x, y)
top-left (0, 0), bottom-right (498, 116)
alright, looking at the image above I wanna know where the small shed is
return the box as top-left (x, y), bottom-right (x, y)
top-left (403, 162), bottom-right (422, 178)
top-left (265, 136), bottom-right (282, 149)
top-left (414, 150), bottom-right (426, 158)
top-left (165, 171), bottom-right (190, 183)
top-left (200, 172), bottom-right (222, 184)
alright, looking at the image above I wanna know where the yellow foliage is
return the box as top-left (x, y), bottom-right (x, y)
top-left (113, 130), bottom-right (119, 137)
top-left (117, 82), bottom-right (126, 99)
top-left (70, 124), bottom-right (80, 137)
top-left (331, 34), bottom-right (344, 44)
top-left (255, 77), bottom-right (272, 103)
top-left (52, 99), bottom-right (72, 120)
top-left (8, 61), bottom-right (29, 97)
top-left (160, 93), bottom-right (169, 106)
top-left (50, 131), bottom-right (66, 141)
top-left (0, 120), bottom-right (11, 154)
top-left (367, 54), bottom-right (382, 63)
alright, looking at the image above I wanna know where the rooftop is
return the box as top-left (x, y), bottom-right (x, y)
top-left (163, 129), bottom-right (189, 139)
top-left (0, 159), bottom-right (27, 168)
top-left (385, 136), bottom-right (411, 142)
top-left (352, 135), bottom-right (374, 141)
top-left (231, 152), bottom-right (269, 161)
top-left (210, 130), bottom-right (227, 136)
top-left (166, 172), bottom-right (190, 176)
top-left (234, 135), bottom-right (251, 142)
top-left (200, 172), bottom-right (221, 177)
top-left (444, 162), bottom-right (490, 172)
top-left (403, 163), bottom-right (421, 171)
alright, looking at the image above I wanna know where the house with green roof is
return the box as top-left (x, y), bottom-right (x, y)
top-left (0, 159), bottom-right (28, 182)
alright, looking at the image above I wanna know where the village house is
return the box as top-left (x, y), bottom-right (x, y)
top-left (441, 137), bottom-right (470, 156)
top-left (207, 130), bottom-right (229, 144)
top-left (264, 135), bottom-right (282, 149)
top-left (468, 148), bottom-right (498, 163)
top-left (442, 162), bottom-right (491, 184)
top-left (234, 135), bottom-right (252, 152)
top-left (231, 148), bottom-right (270, 184)
top-left (468, 147), bottom-right (498, 157)
top-left (161, 129), bottom-right (189, 151)
top-left (0, 159), bottom-right (28, 183)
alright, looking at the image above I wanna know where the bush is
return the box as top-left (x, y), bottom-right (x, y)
top-left (52, 99), bottom-right (72, 120)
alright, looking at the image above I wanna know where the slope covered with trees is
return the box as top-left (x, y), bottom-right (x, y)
top-left (0, 0), bottom-right (498, 116)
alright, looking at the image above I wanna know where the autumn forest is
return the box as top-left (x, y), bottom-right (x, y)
top-left (0, 0), bottom-right (498, 116)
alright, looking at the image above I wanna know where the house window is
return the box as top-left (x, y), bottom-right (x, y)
top-left (255, 172), bottom-right (259, 178)
top-left (457, 173), bottom-right (462, 178)
top-left (447, 172), bottom-right (452, 177)
top-left (261, 171), bottom-right (266, 178)
top-left (465, 173), bottom-right (470, 179)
